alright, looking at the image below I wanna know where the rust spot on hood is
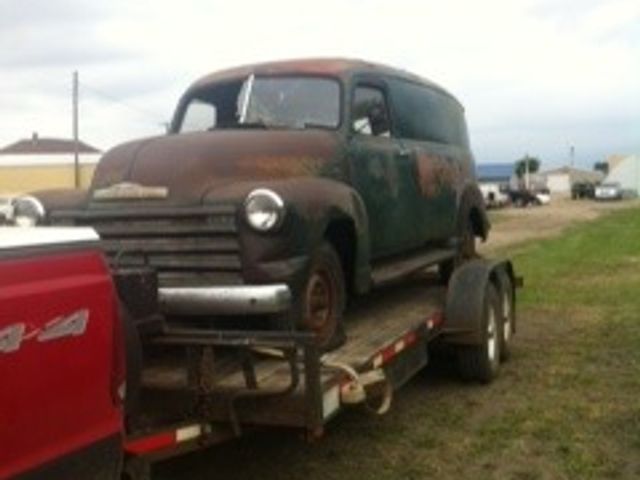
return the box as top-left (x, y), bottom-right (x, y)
top-left (91, 129), bottom-right (345, 202)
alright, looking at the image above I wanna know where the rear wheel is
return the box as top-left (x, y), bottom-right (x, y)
top-left (456, 283), bottom-right (501, 383)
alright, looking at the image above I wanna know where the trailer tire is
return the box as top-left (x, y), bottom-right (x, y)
top-left (497, 273), bottom-right (515, 361)
top-left (456, 283), bottom-right (501, 383)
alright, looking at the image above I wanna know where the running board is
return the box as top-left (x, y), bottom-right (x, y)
top-left (371, 248), bottom-right (456, 287)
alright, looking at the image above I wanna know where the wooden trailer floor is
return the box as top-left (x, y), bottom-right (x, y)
top-left (140, 274), bottom-right (446, 429)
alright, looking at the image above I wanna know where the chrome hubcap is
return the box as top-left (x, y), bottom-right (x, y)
top-left (487, 307), bottom-right (498, 362)
top-left (503, 291), bottom-right (512, 343)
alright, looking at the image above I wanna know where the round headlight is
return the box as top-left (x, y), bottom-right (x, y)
top-left (244, 189), bottom-right (285, 232)
top-left (12, 195), bottom-right (46, 227)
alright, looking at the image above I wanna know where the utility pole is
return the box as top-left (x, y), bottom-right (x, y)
top-left (73, 71), bottom-right (79, 188)
top-left (569, 145), bottom-right (575, 168)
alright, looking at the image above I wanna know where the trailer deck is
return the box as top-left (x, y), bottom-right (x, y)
top-left (123, 260), bottom-right (518, 476)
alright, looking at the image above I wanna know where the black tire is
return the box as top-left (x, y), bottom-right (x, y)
top-left (456, 283), bottom-right (501, 383)
top-left (275, 242), bottom-right (346, 351)
top-left (497, 274), bottom-right (515, 361)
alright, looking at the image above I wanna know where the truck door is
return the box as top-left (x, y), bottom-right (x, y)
top-left (347, 83), bottom-right (422, 259)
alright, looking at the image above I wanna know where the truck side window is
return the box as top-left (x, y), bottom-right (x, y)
top-left (352, 86), bottom-right (391, 137)
top-left (389, 78), bottom-right (468, 148)
top-left (181, 100), bottom-right (217, 133)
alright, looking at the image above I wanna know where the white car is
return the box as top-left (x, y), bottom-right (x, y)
top-left (0, 197), bottom-right (13, 224)
top-left (480, 184), bottom-right (510, 208)
top-left (595, 182), bottom-right (622, 201)
top-left (535, 190), bottom-right (551, 205)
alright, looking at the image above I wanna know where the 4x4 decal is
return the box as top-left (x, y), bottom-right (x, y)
top-left (0, 309), bottom-right (89, 354)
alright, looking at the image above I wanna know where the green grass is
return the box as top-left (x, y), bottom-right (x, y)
top-left (158, 207), bottom-right (640, 479)
top-left (477, 207), bottom-right (640, 479)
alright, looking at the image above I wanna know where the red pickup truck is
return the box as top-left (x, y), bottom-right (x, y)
top-left (0, 228), bottom-right (124, 479)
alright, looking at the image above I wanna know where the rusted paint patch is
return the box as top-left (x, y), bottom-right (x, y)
top-left (415, 153), bottom-right (457, 198)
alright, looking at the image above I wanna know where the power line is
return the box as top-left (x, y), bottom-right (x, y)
top-left (78, 80), bottom-right (169, 128)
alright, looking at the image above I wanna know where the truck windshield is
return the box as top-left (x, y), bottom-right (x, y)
top-left (176, 76), bottom-right (341, 133)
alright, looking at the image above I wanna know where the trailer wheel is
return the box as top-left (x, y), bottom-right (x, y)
top-left (456, 283), bottom-right (501, 383)
top-left (498, 274), bottom-right (515, 361)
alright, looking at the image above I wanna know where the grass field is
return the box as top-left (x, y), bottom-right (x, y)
top-left (158, 206), bottom-right (640, 480)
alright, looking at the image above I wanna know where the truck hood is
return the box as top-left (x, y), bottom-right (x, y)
top-left (91, 130), bottom-right (343, 202)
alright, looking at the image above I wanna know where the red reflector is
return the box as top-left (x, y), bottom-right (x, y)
top-left (429, 311), bottom-right (444, 328)
top-left (125, 432), bottom-right (175, 455)
top-left (404, 331), bottom-right (418, 346)
top-left (381, 346), bottom-right (396, 364)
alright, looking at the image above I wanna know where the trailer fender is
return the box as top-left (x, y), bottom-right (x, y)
top-left (442, 258), bottom-right (516, 345)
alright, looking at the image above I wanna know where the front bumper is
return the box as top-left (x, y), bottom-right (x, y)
top-left (158, 284), bottom-right (292, 316)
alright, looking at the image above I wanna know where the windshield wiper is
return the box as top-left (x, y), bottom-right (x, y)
top-left (236, 119), bottom-right (269, 129)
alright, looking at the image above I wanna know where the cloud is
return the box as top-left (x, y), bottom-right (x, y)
top-left (0, 0), bottom-right (638, 167)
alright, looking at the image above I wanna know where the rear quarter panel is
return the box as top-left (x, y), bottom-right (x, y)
top-left (0, 246), bottom-right (122, 478)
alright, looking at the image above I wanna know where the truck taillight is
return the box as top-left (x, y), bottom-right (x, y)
top-left (111, 302), bottom-right (127, 408)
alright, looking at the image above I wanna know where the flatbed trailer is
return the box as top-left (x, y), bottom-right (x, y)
top-left (120, 258), bottom-right (519, 479)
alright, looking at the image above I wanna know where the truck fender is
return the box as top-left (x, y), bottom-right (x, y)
top-left (319, 187), bottom-right (371, 295)
top-left (457, 183), bottom-right (490, 240)
top-left (441, 258), bottom-right (516, 345)
top-left (263, 177), bottom-right (372, 295)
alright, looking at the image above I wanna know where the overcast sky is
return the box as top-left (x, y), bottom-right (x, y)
top-left (1, 0), bottom-right (638, 168)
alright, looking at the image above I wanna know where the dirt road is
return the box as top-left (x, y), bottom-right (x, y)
top-left (480, 197), bottom-right (638, 255)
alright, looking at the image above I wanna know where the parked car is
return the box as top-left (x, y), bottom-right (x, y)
top-left (594, 182), bottom-right (623, 201)
top-left (0, 227), bottom-right (124, 479)
top-left (571, 181), bottom-right (596, 200)
top-left (534, 187), bottom-right (551, 205)
top-left (0, 196), bottom-right (12, 224)
top-left (480, 184), bottom-right (510, 208)
top-left (27, 58), bottom-right (489, 349)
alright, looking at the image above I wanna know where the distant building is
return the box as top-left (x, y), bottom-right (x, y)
top-left (603, 154), bottom-right (640, 196)
top-left (542, 166), bottom-right (604, 195)
top-left (476, 163), bottom-right (515, 207)
top-left (0, 133), bottom-right (101, 194)
top-left (476, 163), bottom-right (515, 184)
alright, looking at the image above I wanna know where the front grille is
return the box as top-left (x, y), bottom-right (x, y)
top-left (50, 205), bottom-right (243, 287)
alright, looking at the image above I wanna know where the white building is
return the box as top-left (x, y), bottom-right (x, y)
top-left (542, 166), bottom-right (604, 195)
top-left (0, 133), bottom-right (101, 194)
top-left (604, 154), bottom-right (640, 195)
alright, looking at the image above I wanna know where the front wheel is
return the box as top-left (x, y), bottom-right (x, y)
top-left (275, 242), bottom-right (346, 351)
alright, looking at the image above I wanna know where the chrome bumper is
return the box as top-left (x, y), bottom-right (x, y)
top-left (158, 284), bottom-right (292, 315)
